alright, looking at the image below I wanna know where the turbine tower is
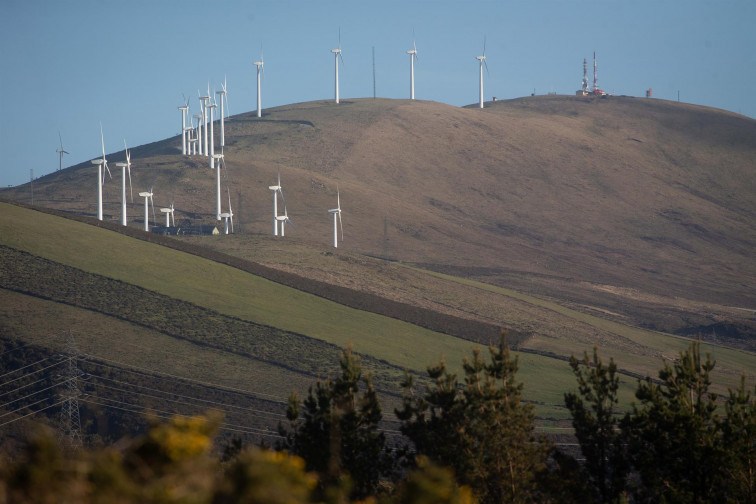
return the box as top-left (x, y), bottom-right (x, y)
top-left (407, 39), bottom-right (418, 100)
top-left (276, 204), bottom-right (294, 237)
top-left (213, 153), bottom-right (224, 220)
top-left (192, 114), bottom-right (202, 155)
top-left (216, 78), bottom-right (229, 147)
top-left (207, 101), bottom-right (217, 168)
top-left (56, 132), bottom-right (69, 171)
top-left (268, 170), bottom-right (283, 236)
top-left (92, 124), bottom-right (112, 221)
top-left (115, 140), bottom-right (133, 227)
top-left (253, 51), bottom-right (264, 118)
top-left (199, 89), bottom-right (210, 156)
top-left (178, 101), bottom-right (189, 155)
top-left (328, 186), bottom-right (343, 248)
top-left (476, 37), bottom-right (489, 108)
top-left (331, 30), bottom-right (344, 104)
top-left (220, 188), bottom-right (234, 234)
top-left (138, 188), bottom-right (154, 232)
top-left (160, 201), bottom-right (175, 227)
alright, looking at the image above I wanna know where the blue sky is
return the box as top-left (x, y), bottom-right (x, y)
top-left (1, 0), bottom-right (754, 188)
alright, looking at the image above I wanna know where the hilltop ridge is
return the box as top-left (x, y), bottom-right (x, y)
top-left (3, 95), bottom-right (755, 339)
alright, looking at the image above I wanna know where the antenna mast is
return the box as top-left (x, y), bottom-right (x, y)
top-left (593, 51), bottom-right (598, 93)
top-left (582, 58), bottom-right (589, 93)
top-left (58, 332), bottom-right (83, 453)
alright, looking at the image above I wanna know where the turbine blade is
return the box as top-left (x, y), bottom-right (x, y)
top-left (338, 211), bottom-right (343, 241)
top-left (128, 166), bottom-right (133, 203)
top-left (483, 35), bottom-right (487, 57)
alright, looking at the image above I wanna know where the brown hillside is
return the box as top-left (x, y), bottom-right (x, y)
top-left (4, 95), bottom-right (755, 337)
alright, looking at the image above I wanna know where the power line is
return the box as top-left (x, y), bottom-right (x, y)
top-left (0, 395), bottom-right (56, 420)
top-left (0, 359), bottom-right (65, 387)
top-left (88, 374), bottom-right (286, 419)
top-left (0, 356), bottom-right (51, 380)
top-left (0, 399), bottom-right (66, 428)
top-left (0, 379), bottom-right (67, 410)
top-left (0, 376), bottom-right (53, 399)
top-left (84, 353), bottom-right (287, 403)
top-left (0, 341), bottom-right (36, 358)
top-left (81, 395), bottom-right (283, 439)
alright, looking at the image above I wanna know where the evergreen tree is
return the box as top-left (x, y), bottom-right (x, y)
top-left (564, 347), bottom-right (628, 503)
top-left (625, 341), bottom-right (726, 503)
top-left (277, 345), bottom-right (388, 500)
top-left (721, 375), bottom-right (756, 503)
top-left (397, 336), bottom-right (550, 504)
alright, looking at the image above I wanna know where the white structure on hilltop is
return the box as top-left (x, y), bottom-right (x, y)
top-left (138, 188), bottom-right (154, 232)
top-left (253, 52), bottom-right (264, 118)
top-left (476, 37), bottom-right (489, 108)
top-left (115, 140), bottom-right (133, 226)
top-left (407, 39), bottom-right (418, 100)
top-left (328, 186), bottom-right (343, 248)
top-left (331, 31), bottom-right (344, 104)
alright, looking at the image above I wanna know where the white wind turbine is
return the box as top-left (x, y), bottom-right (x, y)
top-left (216, 77), bottom-right (230, 147)
top-left (407, 38), bottom-right (418, 100)
top-left (138, 187), bottom-right (155, 232)
top-left (476, 37), bottom-right (489, 108)
top-left (91, 124), bottom-right (112, 221)
top-left (115, 140), bottom-right (134, 227)
top-left (213, 153), bottom-right (224, 220)
top-left (192, 113), bottom-right (202, 155)
top-left (276, 203), bottom-right (295, 237)
top-left (160, 200), bottom-right (175, 227)
top-left (253, 50), bottom-right (264, 118)
top-left (56, 132), bottom-right (69, 171)
top-left (328, 186), bottom-right (343, 248)
top-left (198, 88), bottom-right (210, 156)
top-left (268, 169), bottom-right (284, 236)
top-left (207, 99), bottom-right (217, 168)
top-left (178, 97), bottom-right (189, 155)
top-left (220, 188), bottom-right (234, 235)
top-left (331, 30), bottom-right (344, 104)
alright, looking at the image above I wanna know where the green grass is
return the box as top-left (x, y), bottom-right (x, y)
top-left (0, 203), bottom-right (476, 375)
top-left (401, 264), bottom-right (756, 392)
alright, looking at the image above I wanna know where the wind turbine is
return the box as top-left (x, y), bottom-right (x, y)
top-left (328, 186), bottom-right (343, 248)
top-left (276, 204), bottom-right (294, 237)
top-left (192, 113), bottom-right (202, 155)
top-left (476, 37), bottom-right (489, 108)
top-left (198, 88), bottom-right (210, 156)
top-left (178, 98), bottom-right (189, 155)
top-left (115, 140), bottom-right (133, 227)
top-left (220, 188), bottom-right (234, 234)
top-left (207, 99), bottom-right (217, 168)
top-left (160, 200), bottom-right (175, 227)
top-left (268, 169), bottom-right (284, 236)
top-left (92, 124), bottom-right (112, 221)
top-left (213, 153), bottom-right (224, 220)
top-left (56, 132), bottom-right (69, 171)
top-left (407, 37), bottom-right (418, 100)
top-left (331, 30), bottom-right (344, 104)
top-left (216, 77), bottom-right (230, 147)
top-left (138, 188), bottom-right (155, 232)
top-left (253, 50), bottom-right (264, 118)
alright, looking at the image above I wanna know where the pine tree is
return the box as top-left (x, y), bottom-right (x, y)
top-left (277, 345), bottom-right (388, 500)
top-left (626, 341), bottom-right (726, 503)
top-left (564, 346), bottom-right (628, 503)
top-left (721, 375), bottom-right (756, 503)
top-left (397, 335), bottom-right (550, 504)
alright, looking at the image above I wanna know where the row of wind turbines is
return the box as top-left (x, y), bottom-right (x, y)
top-left (331, 32), bottom-right (489, 107)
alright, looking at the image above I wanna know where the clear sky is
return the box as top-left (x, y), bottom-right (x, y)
top-left (1, 0), bottom-right (754, 188)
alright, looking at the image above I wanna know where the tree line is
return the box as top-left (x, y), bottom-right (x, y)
top-left (2, 335), bottom-right (754, 503)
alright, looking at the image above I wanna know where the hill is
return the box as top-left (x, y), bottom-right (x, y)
top-left (3, 95), bottom-right (754, 343)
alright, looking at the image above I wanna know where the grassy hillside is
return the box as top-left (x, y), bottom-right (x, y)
top-left (2, 203), bottom-right (753, 422)
top-left (3, 96), bottom-right (753, 344)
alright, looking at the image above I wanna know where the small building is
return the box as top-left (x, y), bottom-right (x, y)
top-left (152, 225), bottom-right (219, 236)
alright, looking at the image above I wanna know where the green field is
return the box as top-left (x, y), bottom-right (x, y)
top-left (2, 202), bottom-right (753, 421)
